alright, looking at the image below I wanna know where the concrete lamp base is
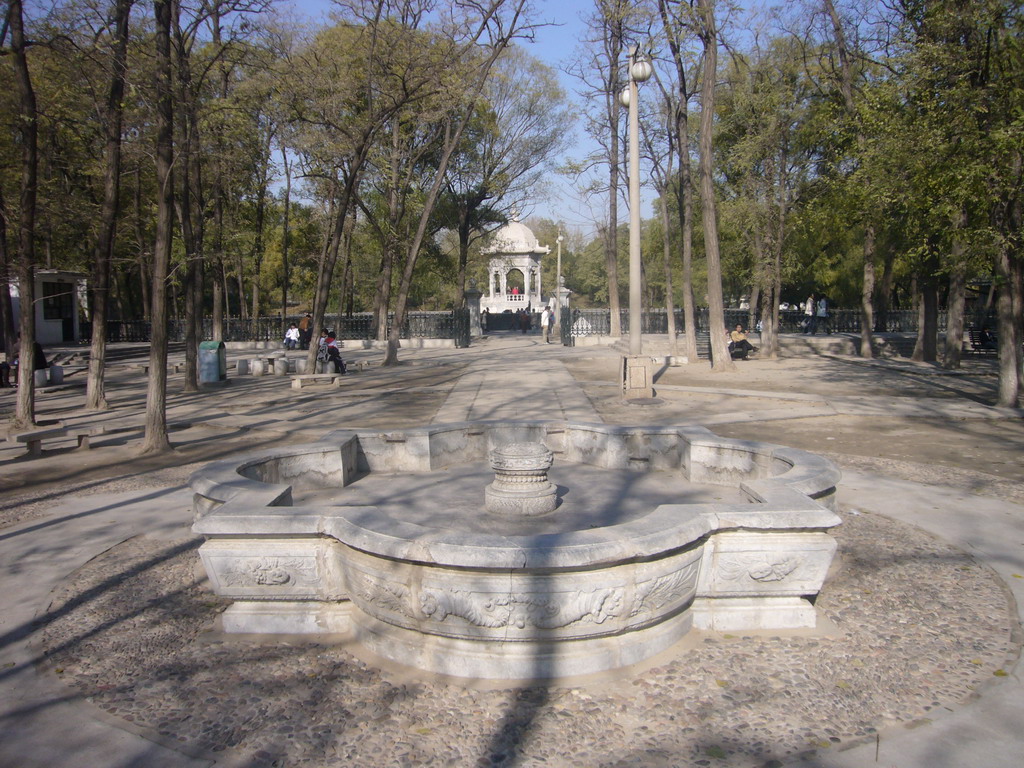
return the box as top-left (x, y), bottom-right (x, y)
top-left (622, 354), bottom-right (655, 400)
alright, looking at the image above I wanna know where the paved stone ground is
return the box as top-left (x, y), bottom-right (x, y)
top-left (1, 333), bottom-right (1022, 768)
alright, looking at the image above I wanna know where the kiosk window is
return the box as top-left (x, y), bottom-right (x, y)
top-left (42, 282), bottom-right (73, 320)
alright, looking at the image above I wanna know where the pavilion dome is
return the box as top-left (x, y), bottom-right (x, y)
top-left (483, 217), bottom-right (550, 256)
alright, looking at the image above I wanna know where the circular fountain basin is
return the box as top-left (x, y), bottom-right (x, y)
top-left (190, 421), bottom-right (841, 680)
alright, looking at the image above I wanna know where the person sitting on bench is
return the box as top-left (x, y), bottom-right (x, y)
top-left (318, 330), bottom-right (346, 374)
top-left (729, 324), bottom-right (757, 359)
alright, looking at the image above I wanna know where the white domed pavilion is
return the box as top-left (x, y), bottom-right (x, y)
top-left (480, 217), bottom-right (551, 314)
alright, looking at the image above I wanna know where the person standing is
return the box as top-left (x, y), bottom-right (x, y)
top-left (298, 313), bottom-right (313, 349)
top-left (541, 306), bottom-right (553, 343)
top-left (804, 294), bottom-right (816, 334)
top-left (815, 295), bottom-right (830, 335)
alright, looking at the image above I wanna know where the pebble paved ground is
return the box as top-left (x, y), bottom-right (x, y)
top-left (1, 333), bottom-right (1022, 767)
top-left (34, 508), bottom-right (1016, 768)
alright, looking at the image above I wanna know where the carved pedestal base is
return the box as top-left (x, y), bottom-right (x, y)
top-left (690, 596), bottom-right (818, 631)
top-left (485, 442), bottom-right (557, 516)
top-left (221, 600), bottom-right (352, 635)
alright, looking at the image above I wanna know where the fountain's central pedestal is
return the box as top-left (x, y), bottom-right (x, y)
top-left (485, 442), bottom-right (557, 516)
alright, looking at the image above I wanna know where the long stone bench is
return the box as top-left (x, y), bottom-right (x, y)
top-left (290, 373), bottom-right (343, 389)
top-left (10, 425), bottom-right (106, 457)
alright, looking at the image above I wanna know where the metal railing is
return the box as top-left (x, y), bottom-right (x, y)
top-left (563, 308), bottom-right (997, 339)
top-left (82, 310), bottom-right (471, 344)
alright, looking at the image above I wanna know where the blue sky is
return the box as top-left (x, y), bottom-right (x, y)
top-left (284, 0), bottom-right (632, 238)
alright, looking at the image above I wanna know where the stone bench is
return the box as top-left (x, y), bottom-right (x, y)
top-left (290, 373), bottom-right (342, 389)
top-left (10, 428), bottom-right (67, 457)
top-left (10, 425), bottom-right (105, 457)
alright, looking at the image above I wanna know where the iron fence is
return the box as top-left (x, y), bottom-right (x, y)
top-left (82, 311), bottom-right (470, 344)
top-left (562, 307), bottom-right (997, 339)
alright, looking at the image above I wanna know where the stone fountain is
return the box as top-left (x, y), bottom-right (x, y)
top-left (190, 421), bottom-right (840, 681)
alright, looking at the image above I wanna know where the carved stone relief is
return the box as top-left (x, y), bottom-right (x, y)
top-left (419, 587), bottom-right (624, 630)
top-left (630, 561), bottom-right (700, 617)
top-left (218, 556), bottom-right (319, 589)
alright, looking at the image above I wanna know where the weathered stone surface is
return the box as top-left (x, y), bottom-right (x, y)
top-left (189, 420), bottom-right (842, 681)
top-left (485, 442), bottom-right (557, 516)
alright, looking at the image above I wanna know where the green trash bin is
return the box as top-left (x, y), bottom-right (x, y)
top-left (199, 341), bottom-right (227, 383)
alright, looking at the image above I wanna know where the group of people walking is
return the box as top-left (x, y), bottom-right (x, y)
top-left (803, 294), bottom-right (831, 335)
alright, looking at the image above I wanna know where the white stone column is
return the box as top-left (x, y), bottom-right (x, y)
top-left (524, 267), bottom-right (531, 303)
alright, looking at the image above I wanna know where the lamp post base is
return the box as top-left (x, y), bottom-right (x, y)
top-left (621, 354), bottom-right (654, 400)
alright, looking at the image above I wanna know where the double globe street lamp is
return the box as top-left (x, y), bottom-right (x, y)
top-left (618, 44), bottom-right (654, 396)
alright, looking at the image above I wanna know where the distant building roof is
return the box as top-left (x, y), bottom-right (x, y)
top-left (483, 217), bottom-right (551, 256)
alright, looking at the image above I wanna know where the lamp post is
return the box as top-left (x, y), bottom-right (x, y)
top-left (554, 233), bottom-right (563, 327)
top-left (619, 44), bottom-right (652, 355)
top-left (618, 44), bottom-right (654, 397)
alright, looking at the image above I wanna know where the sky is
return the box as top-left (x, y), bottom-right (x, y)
top-left (284, 0), bottom-right (638, 240)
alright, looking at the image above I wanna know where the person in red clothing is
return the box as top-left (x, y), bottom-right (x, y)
top-left (318, 330), bottom-right (345, 374)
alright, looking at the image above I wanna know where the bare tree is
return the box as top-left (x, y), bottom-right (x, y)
top-left (142, 0), bottom-right (176, 453)
top-left (87, 0), bottom-right (135, 411)
top-left (7, 0), bottom-right (41, 427)
top-left (568, 0), bottom-right (642, 337)
top-left (695, 0), bottom-right (733, 370)
top-left (655, 0), bottom-right (701, 362)
top-left (441, 46), bottom-right (569, 306)
top-left (383, 0), bottom-right (535, 365)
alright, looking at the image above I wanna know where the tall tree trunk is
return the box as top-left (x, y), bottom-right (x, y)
top-left (177, 122), bottom-right (200, 392)
top-left (875, 247), bottom-right (895, 332)
top-left (86, 0), bottom-right (133, 411)
top-left (281, 148), bottom-right (291, 326)
top-left (676, 144), bottom-right (698, 362)
top-left (250, 151), bottom-right (269, 320)
top-left (765, 145), bottom-right (787, 360)
top-left (658, 0), bottom-right (697, 362)
top-left (912, 261), bottom-right (939, 363)
top-left (696, 0), bottom-right (733, 370)
top-left (212, 258), bottom-right (224, 340)
top-left (824, 0), bottom-right (877, 354)
top-left (143, 0), bottom-right (175, 453)
top-left (172, 10), bottom-right (205, 392)
top-left (659, 196), bottom-right (678, 354)
top-left (209, 0), bottom-right (228, 342)
top-left (747, 281), bottom-right (760, 332)
top-left (306, 170), bottom-right (359, 375)
top-left (133, 165), bottom-right (151, 319)
top-left (944, 208), bottom-right (968, 369)
top-left (10, 0), bottom-right (39, 428)
top-left (235, 245), bottom-right (247, 319)
top-left (944, 262), bottom-right (966, 369)
top-left (605, 16), bottom-right (623, 338)
top-left (859, 223), bottom-right (876, 358)
top-left (0, 190), bottom-right (18, 357)
top-left (455, 205), bottom-right (471, 308)
top-left (372, 245), bottom-right (395, 341)
top-left (994, 244), bottom-right (1021, 406)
